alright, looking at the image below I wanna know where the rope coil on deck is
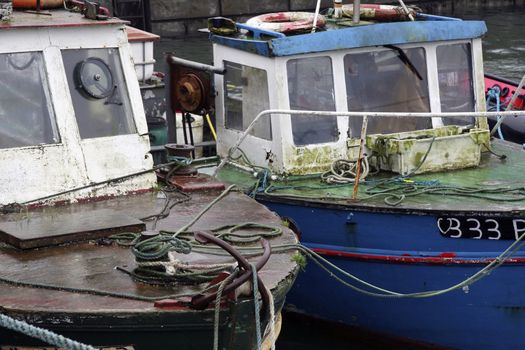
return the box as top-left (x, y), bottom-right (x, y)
top-left (321, 157), bottom-right (371, 184)
top-left (111, 222), bottom-right (284, 285)
top-left (109, 183), bottom-right (285, 287)
top-left (0, 183), bottom-right (283, 350)
top-left (229, 133), bottom-right (525, 206)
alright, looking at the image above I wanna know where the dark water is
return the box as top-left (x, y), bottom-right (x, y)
top-left (151, 4), bottom-right (525, 349)
top-left (460, 6), bottom-right (525, 81)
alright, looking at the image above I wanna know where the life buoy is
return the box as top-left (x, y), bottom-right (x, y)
top-left (12, 0), bottom-right (63, 9)
top-left (342, 4), bottom-right (419, 21)
top-left (246, 12), bottom-right (326, 34)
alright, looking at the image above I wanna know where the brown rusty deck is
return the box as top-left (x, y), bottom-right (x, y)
top-left (0, 187), bottom-right (298, 315)
top-left (0, 209), bottom-right (145, 249)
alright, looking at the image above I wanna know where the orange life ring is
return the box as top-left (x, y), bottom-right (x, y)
top-left (342, 4), bottom-right (418, 21)
top-left (245, 12), bottom-right (326, 34)
top-left (13, 0), bottom-right (63, 9)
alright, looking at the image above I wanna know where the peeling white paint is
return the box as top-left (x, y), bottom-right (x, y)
top-left (0, 15), bottom-right (155, 206)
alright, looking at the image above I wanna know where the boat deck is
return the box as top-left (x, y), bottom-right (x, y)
top-left (219, 140), bottom-right (525, 214)
top-left (0, 187), bottom-right (298, 314)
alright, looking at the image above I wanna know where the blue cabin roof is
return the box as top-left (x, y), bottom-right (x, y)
top-left (211, 17), bottom-right (487, 57)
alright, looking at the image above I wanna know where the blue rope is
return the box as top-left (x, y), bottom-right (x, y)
top-left (0, 313), bottom-right (97, 350)
top-left (165, 155), bottom-right (193, 165)
top-left (251, 263), bottom-right (262, 350)
top-left (487, 87), bottom-right (504, 140)
top-left (250, 169), bottom-right (271, 197)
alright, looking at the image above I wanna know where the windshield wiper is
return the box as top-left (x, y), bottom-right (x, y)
top-left (384, 44), bottom-right (423, 81)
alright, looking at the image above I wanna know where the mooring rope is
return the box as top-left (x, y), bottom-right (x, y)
top-left (177, 184), bottom-right (237, 235)
top-left (293, 229), bottom-right (525, 298)
top-left (251, 263), bottom-right (262, 350)
top-left (263, 283), bottom-right (277, 350)
top-left (0, 314), bottom-right (97, 350)
top-left (213, 269), bottom-right (240, 350)
top-left (3, 232), bottom-right (521, 349)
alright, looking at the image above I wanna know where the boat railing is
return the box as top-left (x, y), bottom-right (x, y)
top-left (215, 108), bottom-right (525, 175)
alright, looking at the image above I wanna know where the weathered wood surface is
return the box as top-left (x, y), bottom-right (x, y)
top-left (0, 189), bottom-right (298, 314)
top-left (169, 174), bottom-right (226, 192)
top-left (0, 209), bottom-right (145, 249)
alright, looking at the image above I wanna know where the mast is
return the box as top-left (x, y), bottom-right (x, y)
top-left (352, 0), bottom-right (360, 24)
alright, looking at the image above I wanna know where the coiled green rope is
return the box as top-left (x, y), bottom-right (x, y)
top-left (110, 222), bottom-right (283, 285)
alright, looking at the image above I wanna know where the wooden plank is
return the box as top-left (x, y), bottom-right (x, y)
top-left (169, 174), bottom-right (226, 192)
top-left (0, 209), bottom-right (145, 249)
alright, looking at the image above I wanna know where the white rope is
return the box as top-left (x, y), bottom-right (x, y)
top-left (397, 0), bottom-right (414, 21)
top-left (138, 254), bottom-right (236, 276)
top-left (139, 254), bottom-right (236, 270)
top-left (321, 157), bottom-right (370, 183)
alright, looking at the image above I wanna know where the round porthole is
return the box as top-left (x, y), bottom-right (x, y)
top-left (76, 57), bottom-right (114, 99)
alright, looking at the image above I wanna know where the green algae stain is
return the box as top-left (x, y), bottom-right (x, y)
top-left (286, 145), bottom-right (341, 175)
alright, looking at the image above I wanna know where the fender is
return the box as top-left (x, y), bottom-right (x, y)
top-left (342, 4), bottom-right (419, 21)
top-left (13, 0), bottom-right (63, 9)
top-left (246, 12), bottom-right (326, 34)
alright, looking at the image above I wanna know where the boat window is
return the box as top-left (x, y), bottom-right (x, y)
top-left (287, 56), bottom-right (338, 146)
top-left (437, 43), bottom-right (475, 125)
top-left (62, 48), bottom-right (136, 139)
top-left (0, 52), bottom-right (59, 149)
top-left (223, 61), bottom-right (272, 140)
top-left (344, 48), bottom-right (431, 138)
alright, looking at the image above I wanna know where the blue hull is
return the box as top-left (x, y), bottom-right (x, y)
top-left (261, 199), bottom-right (525, 350)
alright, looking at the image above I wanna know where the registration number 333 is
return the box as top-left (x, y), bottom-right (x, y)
top-left (437, 217), bottom-right (525, 240)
